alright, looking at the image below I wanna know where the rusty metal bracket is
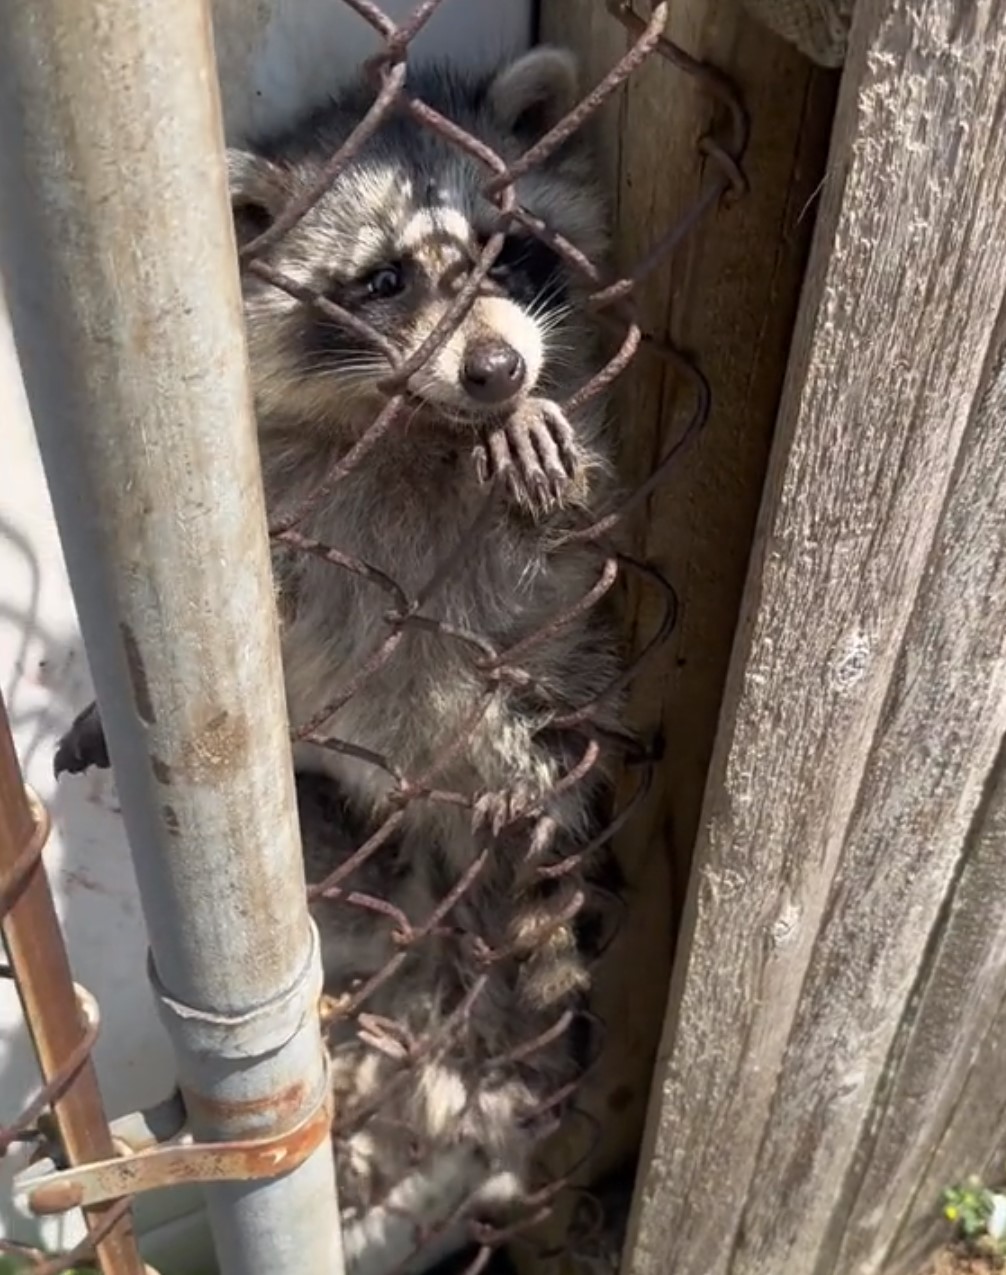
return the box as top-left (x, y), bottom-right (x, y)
top-left (19, 1070), bottom-right (335, 1216)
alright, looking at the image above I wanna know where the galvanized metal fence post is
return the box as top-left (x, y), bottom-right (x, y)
top-left (0, 3), bottom-right (344, 1273)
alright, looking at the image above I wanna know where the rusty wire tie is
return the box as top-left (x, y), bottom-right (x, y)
top-left (19, 1068), bottom-right (335, 1217)
top-left (1, 793), bottom-right (333, 1231)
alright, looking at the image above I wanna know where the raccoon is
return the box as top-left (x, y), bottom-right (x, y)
top-left (56, 47), bottom-right (627, 1266)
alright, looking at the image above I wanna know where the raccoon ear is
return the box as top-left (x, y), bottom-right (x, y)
top-left (226, 149), bottom-right (288, 246)
top-left (488, 46), bottom-right (579, 142)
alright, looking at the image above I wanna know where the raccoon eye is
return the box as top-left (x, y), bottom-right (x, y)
top-left (362, 263), bottom-right (406, 300)
top-left (479, 235), bottom-right (525, 283)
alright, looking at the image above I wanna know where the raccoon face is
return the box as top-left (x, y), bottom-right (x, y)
top-left (227, 47), bottom-right (607, 435)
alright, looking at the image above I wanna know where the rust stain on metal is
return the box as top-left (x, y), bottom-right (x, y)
top-left (26, 1086), bottom-right (335, 1211)
top-left (176, 708), bottom-right (253, 782)
top-left (31, 1181), bottom-right (85, 1214)
top-left (182, 1077), bottom-right (310, 1128)
top-left (119, 622), bottom-right (156, 724)
top-left (229, 1098), bottom-right (332, 1177)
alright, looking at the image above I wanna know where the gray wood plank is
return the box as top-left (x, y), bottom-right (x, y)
top-left (839, 743), bottom-right (1006, 1274)
top-left (737, 296), bottom-right (1006, 1275)
top-left (622, 2), bottom-right (1006, 1274)
top-left (884, 966), bottom-right (1006, 1275)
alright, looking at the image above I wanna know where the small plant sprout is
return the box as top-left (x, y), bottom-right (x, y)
top-left (942, 1175), bottom-right (1006, 1257)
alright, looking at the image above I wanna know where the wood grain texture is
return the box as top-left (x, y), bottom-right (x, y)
top-left (832, 306), bottom-right (1006, 1275)
top-left (735, 278), bottom-right (1006, 1275)
top-left (623, 2), bottom-right (1006, 1275)
top-left (535, 0), bottom-right (837, 1209)
top-left (883, 875), bottom-right (1006, 1275)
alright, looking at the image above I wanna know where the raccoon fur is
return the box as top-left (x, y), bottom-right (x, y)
top-left (55, 47), bottom-right (627, 1265)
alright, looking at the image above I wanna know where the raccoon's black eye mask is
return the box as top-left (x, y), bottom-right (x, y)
top-left (357, 262), bottom-right (407, 302)
top-left (478, 234), bottom-right (566, 311)
top-left (323, 260), bottom-right (412, 312)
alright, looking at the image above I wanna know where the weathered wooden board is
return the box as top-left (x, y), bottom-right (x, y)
top-left (844, 756), bottom-right (1006, 1275)
top-left (883, 888), bottom-right (1006, 1275)
top-left (830, 305), bottom-right (1006, 1275)
top-left (734, 270), bottom-right (1006, 1275)
top-left (622, 2), bottom-right (1006, 1275)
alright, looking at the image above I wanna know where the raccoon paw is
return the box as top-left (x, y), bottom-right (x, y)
top-left (475, 399), bottom-right (582, 519)
top-left (54, 700), bottom-right (110, 778)
top-left (471, 784), bottom-right (539, 837)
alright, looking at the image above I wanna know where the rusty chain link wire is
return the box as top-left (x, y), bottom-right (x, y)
top-left (253, 1), bottom-right (749, 1272)
top-left (1, 1), bottom-right (748, 1272)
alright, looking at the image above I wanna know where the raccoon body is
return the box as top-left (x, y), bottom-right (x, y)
top-left (239, 51), bottom-right (622, 847)
top-left (56, 47), bottom-right (626, 1268)
top-left (271, 52), bottom-right (626, 1258)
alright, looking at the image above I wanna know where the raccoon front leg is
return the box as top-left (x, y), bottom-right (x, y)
top-left (470, 713), bottom-right (600, 857)
top-left (54, 700), bottom-right (109, 777)
top-left (474, 398), bottom-right (585, 520)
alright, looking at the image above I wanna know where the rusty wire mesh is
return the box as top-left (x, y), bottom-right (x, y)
top-left (254, 0), bottom-right (749, 1270)
top-left (1, 1), bottom-right (748, 1272)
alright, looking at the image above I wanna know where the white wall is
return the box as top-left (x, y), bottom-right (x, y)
top-left (0, 0), bottom-right (531, 1259)
top-left (216, 0), bottom-right (533, 143)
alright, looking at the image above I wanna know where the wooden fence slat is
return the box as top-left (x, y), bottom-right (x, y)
top-left (841, 733), bottom-right (1006, 1275)
top-left (623, 3), bottom-right (1006, 1275)
top-left (735, 293), bottom-right (1006, 1275)
top-left (830, 308), bottom-right (1006, 1274)
top-left (888, 1008), bottom-right (1006, 1275)
top-left (884, 874), bottom-right (1006, 1275)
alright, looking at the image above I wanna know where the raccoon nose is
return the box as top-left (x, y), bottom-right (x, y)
top-left (461, 341), bottom-right (526, 404)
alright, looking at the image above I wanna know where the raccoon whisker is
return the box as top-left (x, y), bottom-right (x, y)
top-left (298, 361), bottom-right (389, 380)
top-left (318, 356), bottom-right (390, 373)
top-left (527, 278), bottom-right (569, 322)
top-left (540, 329), bottom-right (577, 348)
top-left (541, 344), bottom-right (579, 370)
top-left (534, 295), bottom-right (573, 321)
top-left (539, 323), bottom-right (575, 348)
top-left (405, 373), bottom-right (441, 403)
top-left (396, 399), bottom-right (430, 436)
top-left (540, 357), bottom-right (581, 379)
top-left (532, 276), bottom-right (566, 306)
top-left (532, 308), bottom-right (575, 338)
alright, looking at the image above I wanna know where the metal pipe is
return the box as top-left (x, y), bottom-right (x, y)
top-left (0, 4), bottom-right (344, 1273)
top-left (0, 693), bottom-right (146, 1275)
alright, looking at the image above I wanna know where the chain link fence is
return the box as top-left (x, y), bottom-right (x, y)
top-left (1, 1), bottom-right (749, 1271)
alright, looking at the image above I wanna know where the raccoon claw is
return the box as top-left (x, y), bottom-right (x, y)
top-left (539, 399), bottom-right (580, 475)
top-left (54, 701), bottom-right (110, 778)
top-left (476, 400), bottom-right (582, 519)
top-left (472, 786), bottom-right (537, 836)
